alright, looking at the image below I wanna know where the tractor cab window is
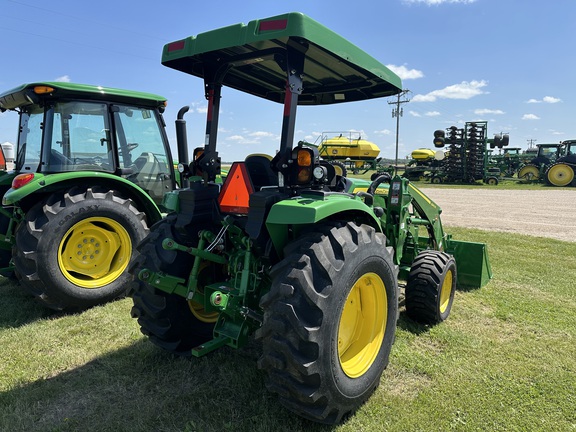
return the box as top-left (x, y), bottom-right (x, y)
top-left (539, 146), bottom-right (559, 160)
top-left (43, 101), bottom-right (113, 173)
top-left (113, 105), bottom-right (173, 204)
top-left (16, 107), bottom-right (43, 172)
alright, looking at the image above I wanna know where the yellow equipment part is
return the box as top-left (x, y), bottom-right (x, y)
top-left (411, 148), bottom-right (435, 161)
top-left (319, 136), bottom-right (380, 160)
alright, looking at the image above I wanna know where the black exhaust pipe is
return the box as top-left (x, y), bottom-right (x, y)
top-left (175, 106), bottom-right (190, 188)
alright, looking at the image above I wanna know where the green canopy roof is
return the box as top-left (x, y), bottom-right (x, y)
top-left (162, 12), bottom-right (402, 105)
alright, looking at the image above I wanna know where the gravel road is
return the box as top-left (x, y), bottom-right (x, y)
top-left (418, 188), bottom-right (576, 242)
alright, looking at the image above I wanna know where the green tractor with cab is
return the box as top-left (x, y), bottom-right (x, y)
top-left (517, 141), bottom-right (576, 186)
top-left (0, 82), bottom-right (188, 311)
top-left (129, 12), bottom-right (492, 424)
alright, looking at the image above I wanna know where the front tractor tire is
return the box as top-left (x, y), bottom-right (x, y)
top-left (13, 186), bottom-right (148, 311)
top-left (405, 250), bottom-right (457, 325)
top-left (257, 223), bottom-right (398, 424)
top-left (130, 214), bottom-right (218, 356)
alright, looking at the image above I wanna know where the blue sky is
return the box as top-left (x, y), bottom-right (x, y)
top-left (1, 0), bottom-right (574, 161)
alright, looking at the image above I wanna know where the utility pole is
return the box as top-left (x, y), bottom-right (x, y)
top-left (388, 89), bottom-right (410, 174)
top-left (527, 138), bottom-right (537, 149)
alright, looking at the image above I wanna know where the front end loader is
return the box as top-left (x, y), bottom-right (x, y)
top-left (129, 12), bottom-right (492, 424)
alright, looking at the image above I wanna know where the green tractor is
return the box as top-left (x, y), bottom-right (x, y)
top-left (129, 12), bottom-right (492, 424)
top-left (0, 82), bottom-right (187, 311)
top-left (517, 143), bottom-right (562, 182)
top-left (517, 141), bottom-right (576, 186)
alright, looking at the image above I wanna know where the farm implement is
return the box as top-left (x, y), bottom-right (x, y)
top-left (430, 121), bottom-right (501, 185)
top-left (129, 12), bottom-right (492, 424)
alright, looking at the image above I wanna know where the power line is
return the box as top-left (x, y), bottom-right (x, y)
top-left (388, 89), bottom-right (411, 174)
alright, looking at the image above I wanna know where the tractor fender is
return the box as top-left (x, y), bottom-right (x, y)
top-left (265, 193), bottom-right (382, 257)
top-left (2, 172), bottom-right (163, 224)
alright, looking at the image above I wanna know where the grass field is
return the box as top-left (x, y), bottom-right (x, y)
top-left (1, 227), bottom-right (575, 432)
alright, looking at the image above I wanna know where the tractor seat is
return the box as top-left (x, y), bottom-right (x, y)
top-left (244, 154), bottom-right (278, 190)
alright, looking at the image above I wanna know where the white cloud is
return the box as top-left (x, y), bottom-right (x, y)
top-left (522, 114), bottom-right (540, 120)
top-left (409, 111), bottom-right (422, 117)
top-left (227, 135), bottom-right (245, 141)
top-left (374, 129), bottom-right (392, 135)
top-left (474, 109), bottom-right (505, 115)
top-left (249, 131), bottom-right (275, 138)
top-left (54, 75), bottom-right (71, 82)
top-left (412, 80), bottom-right (488, 102)
top-left (526, 96), bottom-right (562, 104)
top-left (224, 130), bottom-right (278, 145)
top-left (425, 111), bottom-right (441, 117)
top-left (386, 64), bottom-right (424, 80)
top-left (403, 0), bottom-right (476, 4)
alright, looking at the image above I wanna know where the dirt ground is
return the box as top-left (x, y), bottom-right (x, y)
top-left (418, 188), bottom-right (576, 242)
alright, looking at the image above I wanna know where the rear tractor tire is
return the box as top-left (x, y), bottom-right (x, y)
top-left (546, 163), bottom-right (574, 187)
top-left (518, 164), bottom-right (539, 181)
top-left (405, 250), bottom-right (457, 325)
top-left (257, 222), bottom-right (398, 424)
top-left (130, 214), bottom-right (220, 356)
top-left (13, 186), bottom-right (148, 311)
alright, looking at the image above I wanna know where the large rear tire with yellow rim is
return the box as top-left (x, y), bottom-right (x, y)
top-left (130, 214), bottom-right (221, 356)
top-left (13, 186), bottom-right (148, 311)
top-left (405, 250), bottom-right (457, 325)
top-left (546, 162), bottom-right (575, 187)
top-left (257, 222), bottom-right (398, 424)
top-left (518, 164), bottom-right (540, 181)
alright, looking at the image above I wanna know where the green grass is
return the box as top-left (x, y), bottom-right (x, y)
top-left (1, 228), bottom-right (575, 432)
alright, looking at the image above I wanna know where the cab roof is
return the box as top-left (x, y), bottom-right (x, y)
top-left (0, 82), bottom-right (167, 111)
top-left (162, 12), bottom-right (402, 105)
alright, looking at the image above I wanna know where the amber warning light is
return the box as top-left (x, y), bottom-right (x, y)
top-left (12, 173), bottom-right (35, 189)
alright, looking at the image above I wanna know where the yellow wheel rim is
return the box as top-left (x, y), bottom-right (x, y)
top-left (439, 269), bottom-right (454, 314)
top-left (187, 262), bottom-right (220, 323)
top-left (548, 164), bottom-right (574, 186)
top-left (338, 272), bottom-right (387, 378)
top-left (58, 217), bottom-right (131, 288)
top-left (188, 301), bottom-right (219, 323)
top-left (519, 165), bottom-right (539, 180)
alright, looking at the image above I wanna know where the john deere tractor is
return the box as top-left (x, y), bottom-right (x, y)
top-left (0, 82), bottom-right (186, 310)
top-left (129, 13), bottom-right (492, 424)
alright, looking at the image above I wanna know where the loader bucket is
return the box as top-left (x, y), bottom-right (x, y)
top-left (447, 239), bottom-right (492, 289)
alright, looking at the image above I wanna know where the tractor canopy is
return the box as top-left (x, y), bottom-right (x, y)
top-left (161, 12), bottom-right (402, 105)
